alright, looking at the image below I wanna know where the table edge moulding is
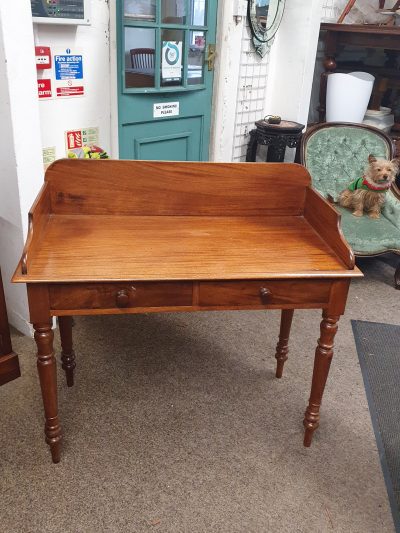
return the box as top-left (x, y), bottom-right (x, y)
top-left (13, 159), bottom-right (362, 463)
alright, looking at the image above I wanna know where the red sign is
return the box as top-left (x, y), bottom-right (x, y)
top-left (37, 79), bottom-right (52, 99)
top-left (56, 86), bottom-right (84, 97)
top-left (66, 130), bottom-right (83, 150)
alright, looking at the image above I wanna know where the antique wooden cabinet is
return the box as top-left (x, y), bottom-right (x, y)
top-left (0, 269), bottom-right (20, 386)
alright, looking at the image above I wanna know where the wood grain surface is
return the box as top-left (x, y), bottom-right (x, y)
top-left (50, 281), bottom-right (193, 309)
top-left (21, 182), bottom-right (50, 275)
top-left (47, 159), bottom-right (309, 216)
top-left (14, 215), bottom-right (361, 282)
top-left (304, 187), bottom-right (355, 269)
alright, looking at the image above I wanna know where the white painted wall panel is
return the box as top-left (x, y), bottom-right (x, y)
top-left (0, 0), bottom-right (44, 335)
top-left (34, 0), bottom-right (111, 160)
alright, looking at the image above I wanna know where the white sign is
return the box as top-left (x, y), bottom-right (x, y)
top-left (42, 147), bottom-right (56, 171)
top-left (162, 41), bottom-right (182, 82)
top-left (153, 102), bottom-right (180, 118)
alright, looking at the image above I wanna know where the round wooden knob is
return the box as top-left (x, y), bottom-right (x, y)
top-left (259, 287), bottom-right (272, 302)
top-left (116, 289), bottom-right (130, 308)
top-left (324, 57), bottom-right (336, 71)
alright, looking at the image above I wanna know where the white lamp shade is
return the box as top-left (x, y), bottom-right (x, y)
top-left (326, 71), bottom-right (375, 123)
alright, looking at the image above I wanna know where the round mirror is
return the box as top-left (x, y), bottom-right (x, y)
top-left (248, 0), bottom-right (285, 56)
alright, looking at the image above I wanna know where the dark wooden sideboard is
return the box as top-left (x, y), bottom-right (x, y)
top-left (318, 23), bottom-right (400, 156)
top-left (0, 269), bottom-right (20, 386)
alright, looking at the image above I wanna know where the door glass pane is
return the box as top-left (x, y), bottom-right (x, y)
top-left (124, 0), bottom-right (156, 21)
top-left (162, 0), bottom-right (186, 24)
top-left (190, 0), bottom-right (206, 26)
top-left (161, 30), bottom-right (184, 87)
top-left (125, 27), bottom-right (156, 89)
top-left (188, 31), bottom-right (205, 85)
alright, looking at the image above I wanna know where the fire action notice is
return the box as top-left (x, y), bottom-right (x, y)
top-left (54, 49), bottom-right (85, 98)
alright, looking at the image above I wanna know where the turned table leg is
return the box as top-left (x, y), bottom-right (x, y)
top-left (303, 311), bottom-right (339, 447)
top-left (33, 322), bottom-right (62, 463)
top-left (274, 309), bottom-right (294, 378)
top-left (59, 316), bottom-right (76, 387)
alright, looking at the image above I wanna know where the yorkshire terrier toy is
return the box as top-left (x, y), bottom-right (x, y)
top-left (338, 155), bottom-right (398, 219)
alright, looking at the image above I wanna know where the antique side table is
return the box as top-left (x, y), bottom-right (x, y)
top-left (13, 159), bottom-right (362, 463)
top-left (246, 119), bottom-right (304, 162)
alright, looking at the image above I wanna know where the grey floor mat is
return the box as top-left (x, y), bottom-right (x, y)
top-left (352, 320), bottom-right (400, 533)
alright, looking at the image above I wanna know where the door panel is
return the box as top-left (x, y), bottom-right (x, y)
top-left (117, 0), bottom-right (217, 162)
top-left (121, 116), bottom-right (202, 160)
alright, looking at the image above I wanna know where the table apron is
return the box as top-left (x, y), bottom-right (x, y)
top-left (48, 279), bottom-right (334, 315)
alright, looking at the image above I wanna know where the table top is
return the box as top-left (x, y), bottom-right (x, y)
top-left (255, 119), bottom-right (304, 133)
top-left (14, 214), bottom-right (354, 283)
top-left (13, 160), bottom-right (362, 284)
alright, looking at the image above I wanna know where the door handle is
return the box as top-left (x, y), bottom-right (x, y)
top-left (206, 44), bottom-right (216, 71)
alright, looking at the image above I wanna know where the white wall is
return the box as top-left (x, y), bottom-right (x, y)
top-left (231, 18), bottom-right (271, 162)
top-left (34, 0), bottom-right (111, 160)
top-left (211, 0), bottom-right (323, 162)
top-left (0, 32), bottom-right (20, 229)
top-left (0, 27), bottom-right (29, 334)
top-left (1, 0), bottom-right (111, 335)
top-left (265, 0), bottom-right (324, 128)
top-left (0, 0), bottom-right (44, 335)
top-left (209, 0), bottom-right (249, 161)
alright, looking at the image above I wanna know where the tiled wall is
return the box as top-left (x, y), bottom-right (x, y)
top-left (232, 20), bottom-right (270, 162)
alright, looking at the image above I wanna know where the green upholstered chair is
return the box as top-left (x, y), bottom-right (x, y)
top-left (300, 122), bottom-right (400, 288)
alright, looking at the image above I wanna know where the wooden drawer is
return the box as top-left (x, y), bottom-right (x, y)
top-left (50, 282), bottom-right (193, 311)
top-left (198, 280), bottom-right (332, 307)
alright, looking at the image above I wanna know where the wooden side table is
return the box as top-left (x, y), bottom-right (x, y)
top-left (0, 269), bottom-right (20, 386)
top-left (13, 159), bottom-right (362, 463)
top-left (246, 120), bottom-right (304, 162)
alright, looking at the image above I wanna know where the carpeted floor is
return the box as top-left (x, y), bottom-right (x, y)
top-left (1, 254), bottom-right (399, 533)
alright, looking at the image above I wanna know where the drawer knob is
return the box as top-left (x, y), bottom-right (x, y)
top-left (260, 287), bottom-right (272, 302)
top-left (116, 289), bottom-right (130, 308)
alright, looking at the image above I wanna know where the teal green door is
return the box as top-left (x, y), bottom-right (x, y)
top-left (117, 0), bottom-right (218, 161)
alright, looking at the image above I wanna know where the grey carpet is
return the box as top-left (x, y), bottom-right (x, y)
top-left (1, 254), bottom-right (399, 532)
top-left (352, 320), bottom-right (400, 533)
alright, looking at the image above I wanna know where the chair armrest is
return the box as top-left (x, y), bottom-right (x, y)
top-left (304, 187), bottom-right (355, 269)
